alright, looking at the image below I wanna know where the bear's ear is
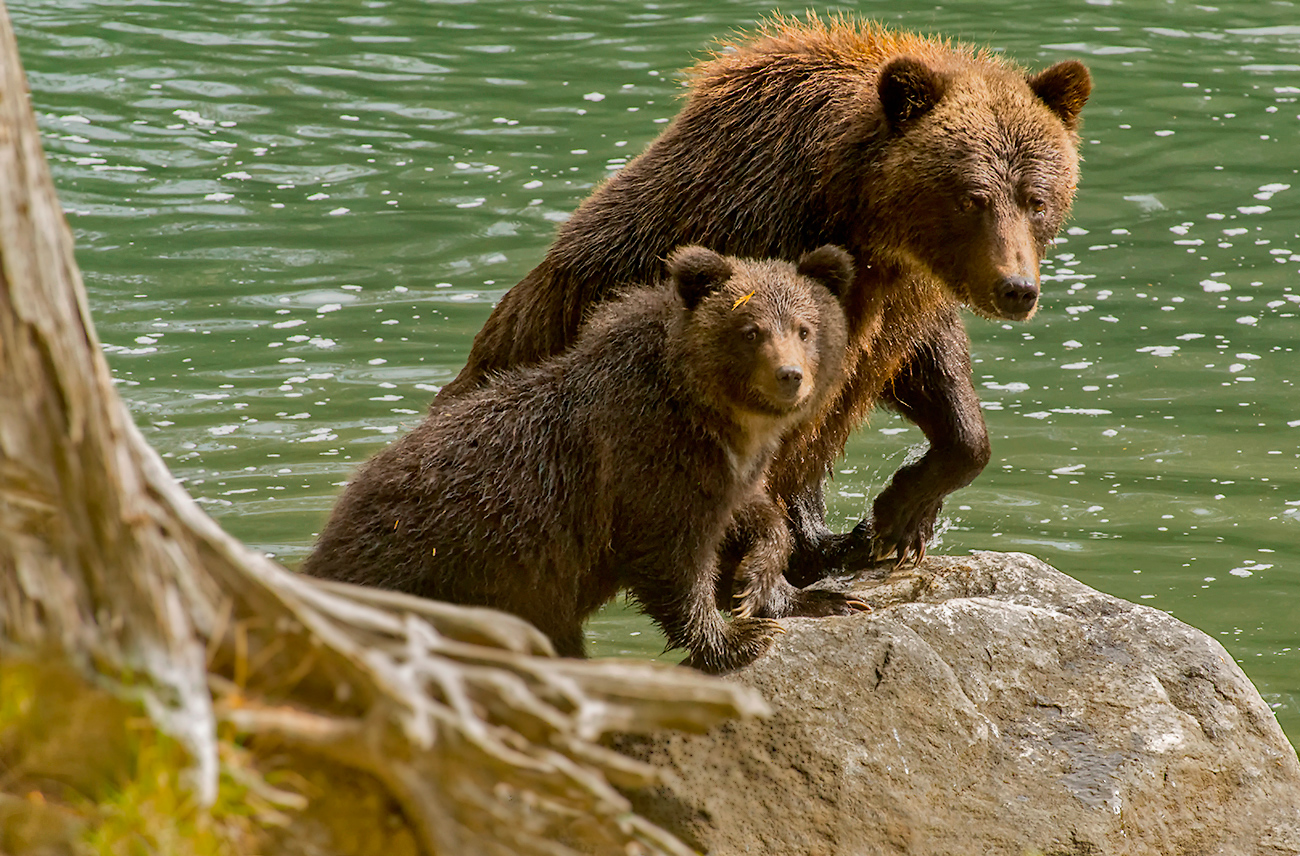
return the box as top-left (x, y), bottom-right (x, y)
top-left (1028, 60), bottom-right (1092, 131)
top-left (797, 245), bottom-right (855, 299)
top-left (878, 56), bottom-right (946, 126)
top-left (668, 246), bottom-right (733, 310)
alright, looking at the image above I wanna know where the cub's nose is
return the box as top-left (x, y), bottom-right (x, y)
top-left (775, 365), bottom-right (804, 398)
top-left (995, 275), bottom-right (1039, 318)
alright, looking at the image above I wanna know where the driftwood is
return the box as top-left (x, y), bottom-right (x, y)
top-left (0, 3), bottom-right (767, 853)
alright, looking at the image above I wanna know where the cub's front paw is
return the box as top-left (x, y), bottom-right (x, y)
top-left (686, 617), bottom-right (784, 674)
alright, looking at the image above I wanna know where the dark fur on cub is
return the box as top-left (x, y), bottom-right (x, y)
top-left (439, 14), bottom-right (1091, 580)
top-left (302, 246), bottom-right (855, 673)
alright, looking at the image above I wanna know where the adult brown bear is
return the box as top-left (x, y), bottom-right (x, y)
top-left (439, 14), bottom-right (1091, 581)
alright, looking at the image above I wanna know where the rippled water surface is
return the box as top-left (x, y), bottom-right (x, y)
top-left (10, 0), bottom-right (1299, 743)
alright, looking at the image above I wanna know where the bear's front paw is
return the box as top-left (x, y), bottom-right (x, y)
top-left (863, 499), bottom-right (940, 568)
top-left (786, 523), bottom-right (889, 584)
top-left (833, 518), bottom-right (892, 574)
top-left (686, 617), bottom-right (784, 674)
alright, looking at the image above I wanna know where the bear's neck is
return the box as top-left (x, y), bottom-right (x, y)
top-left (721, 409), bottom-right (795, 485)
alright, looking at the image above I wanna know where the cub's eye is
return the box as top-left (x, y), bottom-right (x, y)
top-left (798, 325), bottom-right (811, 341)
top-left (1028, 196), bottom-right (1047, 214)
top-left (743, 327), bottom-right (758, 342)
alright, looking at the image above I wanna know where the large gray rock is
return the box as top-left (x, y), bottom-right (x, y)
top-left (616, 552), bottom-right (1300, 855)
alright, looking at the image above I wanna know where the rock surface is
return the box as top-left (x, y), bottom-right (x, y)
top-left (615, 552), bottom-right (1300, 855)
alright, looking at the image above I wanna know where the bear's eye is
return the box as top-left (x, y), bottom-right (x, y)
top-left (743, 326), bottom-right (759, 342)
top-left (798, 325), bottom-right (811, 341)
top-left (1028, 196), bottom-right (1048, 214)
top-left (960, 194), bottom-right (986, 214)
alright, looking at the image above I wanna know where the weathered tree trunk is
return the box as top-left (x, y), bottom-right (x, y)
top-left (0, 3), bottom-right (766, 853)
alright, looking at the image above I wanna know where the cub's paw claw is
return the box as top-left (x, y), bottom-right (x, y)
top-left (787, 588), bottom-right (869, 618)
top-left (732, 587), bottom-right (758, 618)
top-left (729, 615), bottom-right (784, 644)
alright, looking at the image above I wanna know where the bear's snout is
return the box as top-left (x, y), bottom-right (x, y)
top-left (775, 364), bottom-right (805, 398)
top-left (994, 274), bottom-right (1039, 319)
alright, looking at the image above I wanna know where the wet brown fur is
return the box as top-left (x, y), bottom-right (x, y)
top-left (440, 14), bottom-right (1091, 576)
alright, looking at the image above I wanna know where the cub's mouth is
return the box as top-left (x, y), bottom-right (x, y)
top-left (748, 380), bottom-right (811, 417)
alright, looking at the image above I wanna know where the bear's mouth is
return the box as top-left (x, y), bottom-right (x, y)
top-left (988, 304), bottom-right (1038, 322)
top-left (748, 388), bottom-right (807, 417)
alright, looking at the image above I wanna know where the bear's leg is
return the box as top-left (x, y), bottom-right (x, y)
top-left (782, 313), bottom-right (990, 579)
top-left (731, 498), bottom-right (868, 620)
top-left (532, 566), bottom-right (624, 659)
top-left (873, 313), bottom-right (991, 566)
top-left (549, 625), bottom-right (587, 659)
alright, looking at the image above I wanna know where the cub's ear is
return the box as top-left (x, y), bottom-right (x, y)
top-left (878, 56), bottom-right (946, 126)
top-left (1029, 60), bottom-right (1091, 131)
top-left (668, 245), bottom-right (733, 310)
top-left (797, 245), bottom-right (855, 299)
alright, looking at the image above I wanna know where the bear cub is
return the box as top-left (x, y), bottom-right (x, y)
top-left (302, 245), bottom-right (861, 672)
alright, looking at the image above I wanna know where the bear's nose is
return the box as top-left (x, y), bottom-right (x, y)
top-left (775, 365), bottom-right (804, 397)
top-left (995, 275), bottom-right (1039, 318)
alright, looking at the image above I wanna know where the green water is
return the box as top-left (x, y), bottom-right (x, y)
top-left (10, 0), bottom-right (1299, 744)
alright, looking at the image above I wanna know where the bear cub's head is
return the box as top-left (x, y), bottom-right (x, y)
top-left (668, 245), bottom-right (853, 420)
